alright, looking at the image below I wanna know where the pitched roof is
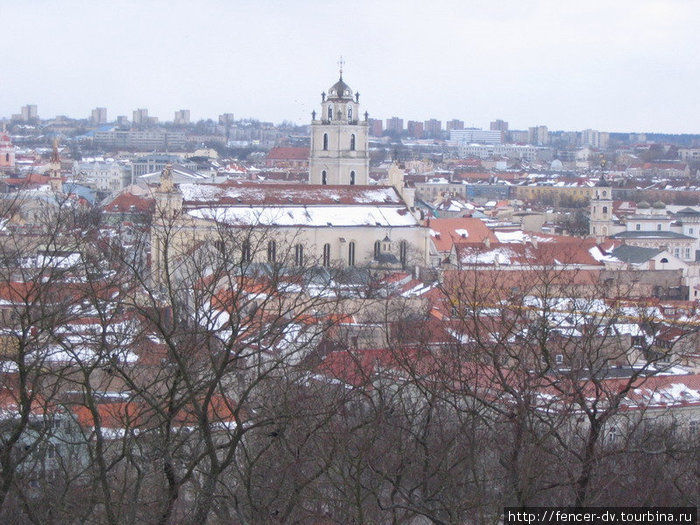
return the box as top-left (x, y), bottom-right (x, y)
top-left (266, 147), bottom-right (309, 161)
top-left (428, 217), bottom-right (498, 252)
top-left (181, 183), bottom-right (403, 207)
top-left (611, 231), bottom-right (693, 240)
top-left (610, 245), bottom-right (663, 264)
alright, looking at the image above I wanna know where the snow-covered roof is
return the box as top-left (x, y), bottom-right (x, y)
top-left (188, 205), bottom-right (419, 228)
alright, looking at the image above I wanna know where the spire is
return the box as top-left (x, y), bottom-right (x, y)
top-left (338, 55), bottom-right (345, 80)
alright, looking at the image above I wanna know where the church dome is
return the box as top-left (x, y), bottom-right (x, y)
top-left (328, 76), bottom-right (353, 100)
top-left (652, 201), bottom-right (666, 209)
top-left (637, 201), bottom-right (650, 209)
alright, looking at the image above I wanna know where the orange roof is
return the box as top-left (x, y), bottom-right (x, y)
top-left (428, 217), bottom-right (498, 252)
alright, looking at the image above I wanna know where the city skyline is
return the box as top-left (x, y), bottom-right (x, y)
top-left (2, 0), bottom-right (698, 134)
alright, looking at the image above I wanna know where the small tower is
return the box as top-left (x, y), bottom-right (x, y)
top-left (309, 59), bottom-right (369, 186)
top-left (0, 127), bottom-right (15, 170)
top-left (155, 163), bottom-right (182, 217)
top-left (48, 139), bottom-right (63, 193)
top-left (590, 175), bottom-right (612, 242)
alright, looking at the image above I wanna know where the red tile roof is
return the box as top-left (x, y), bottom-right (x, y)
top-left (266, 147), bottom-right (309, 161)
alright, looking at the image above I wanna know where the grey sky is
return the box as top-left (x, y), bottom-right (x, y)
top-left (2, 0), bottom-right (698, 134)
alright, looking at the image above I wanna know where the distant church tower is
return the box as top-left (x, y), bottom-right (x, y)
top-left (49, 139), bottom-right (63, 193)
top-left (589, 176), bottom-right (612, 242)
top-left (0, 129), bottom-right (15, 170)
top-left (309, 60), bottom-right (369, 186)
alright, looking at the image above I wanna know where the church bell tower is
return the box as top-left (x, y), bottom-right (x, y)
top-left (309, 60), bottom-right (369, 186)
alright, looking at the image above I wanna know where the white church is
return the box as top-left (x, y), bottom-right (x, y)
top-left (149, 70), bottom-right (428, 282)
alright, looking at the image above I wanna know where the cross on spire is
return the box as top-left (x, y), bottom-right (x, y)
top-left (338, 56), bottom-right (345, 79)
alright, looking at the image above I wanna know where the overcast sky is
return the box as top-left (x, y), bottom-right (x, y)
top-left (2, 0), bottom-right (698, 134)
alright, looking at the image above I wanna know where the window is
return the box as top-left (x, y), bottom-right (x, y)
top-left (350, 134), bottom-right (356, 151)
top-left (602, 206), bottom-right (608, 215)
top-left (657, 224), bottom-right (662, 231)
top-left (328, 107), bottom-right (333, 120)
top-left (675, 248), bottom-right (680, 257)
top-left (690, 420), bottom-right (699, 435)
top-left (241, 241), bottom-right (251, 263)
top-left (660, 258), bottom-right (669, 263)
top-left (294, 244), bottom-right (304, 266)
top-left (322, 170), bottom-right (327, 185)
top-left (348, 107), bottom-right (352, 120)
top-left (323, 243), bottom-right (331, 267)
top-left (635, 224), bottom-right (641, 231)
top-left (374, 240), bottom-right (381, 259)
top-left (350, 171), bottom-right (355, 185)
top-left (4, 154), bottom-right (8, 162)
top-left (689, 228), bottom-right (694, 235)
top-left (399, 240), bottom-right (408, 266)
top-left (323, 133), bottom-right (328, 151)
top-left (607, 426), bottom-right (618, 444)
top-left (686, 248), bottom-right (691, 259)
top-left (267, 240), bottom-right (276, 263)
top-left (348, 241), bottom-right (355, 266)
top-left (555, 354), bottom-right (564, 365)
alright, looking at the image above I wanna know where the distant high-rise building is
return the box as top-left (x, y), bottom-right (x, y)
top-left (368, 118), bottom-right (383, 137)
top-left (446, 119), bottom-right (464, 132)
top-left (116, 115), bottom-right (129, 127)
top-left (13, 104), bottom-right (38, 122)
top-left (528, 125), bottom-right (549, 146)
top-left (91, 107), bottom-right (107, 125)
top-left (385, 117), bottom-right (404, 134)
top-left (490, 119), bottom-right (508, 132)
top-left (407, 120), bottom-right (424, 138)
top-left (423, 119), bottom-right (442, 139)
top-left (133, 108), bottom-right (149, 125)
top-left (218, 113), bottom-right (235, 125)
top-left (174, 109), bottom-right (191, 125)
top-left (450, 129), bottom-right (502, 144)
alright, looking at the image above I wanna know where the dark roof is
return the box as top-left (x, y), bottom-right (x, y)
top-left (675, 207), bottom-right (700, 216)
top-left (610, 231), bottom-right (693, 240)
top-left (328, 76), bottom-right (353, 100)
top-left (611, 245), bottom-right (662, 264)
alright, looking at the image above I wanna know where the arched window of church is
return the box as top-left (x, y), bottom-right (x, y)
top-left (267, 240), bottom-right (276, 263)
top-left (348, 107), bottom-right (352, 120)
top-left (322, 170), bottom-right (327, 185)
top-left (374, 240), bottom-right (381, 259)
top-left (602, 191), bottom-right (607, 197)
top-left (350, 134), bottom-right (356, 151)
top-left (399, 240), bottom-right (408, 267)
top-left (328, 106), bottom-right (333, 120)
top-left (350, 171), bottom-right (355, 185)
top-left (602, 206), bottom-right (608, 215)
top-left (323, 243), bottom-right (331, 267)
top-left (295, 244), bottom-right (304, 266)
top-left (348, 242), bottom-right (355, 267)
top-left (323, 134), bottom-right (328, 151)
